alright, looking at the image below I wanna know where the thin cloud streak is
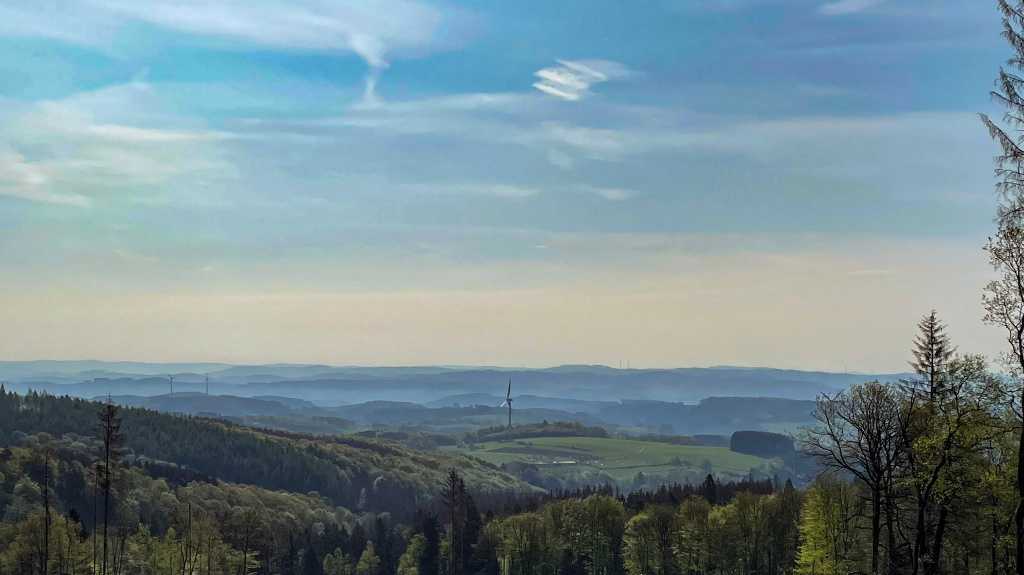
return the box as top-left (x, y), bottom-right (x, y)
top-left (532, 59), bottom-right (633, 101)
top-left (819, 0), bottom-right (886, 15)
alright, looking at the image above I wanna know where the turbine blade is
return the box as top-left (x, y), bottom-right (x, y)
top-left (507, 378), bottom-right (512, 398)
top-left (500, 400), bottom-right (508, 408)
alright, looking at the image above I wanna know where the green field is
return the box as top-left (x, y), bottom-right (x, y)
top-left (444, 436), bottom-right (774, 483)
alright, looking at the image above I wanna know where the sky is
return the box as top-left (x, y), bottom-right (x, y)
top-left (0, 0), bottom-right (1012, 371)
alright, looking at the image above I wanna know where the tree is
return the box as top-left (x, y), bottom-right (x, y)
top-left (623, 506), bottom-right (675, 575)
top-left (96, 398), bottom-right (124, 575)
top-left (905, 355), bottom-right (1009, 575)
top-left (909, 310), bottom-right (956, 402)
top-left (794, 475), bottom-right (862, 575)
top-left (440, 469), bottom-right (467, 575)
top-left (983, 223), bottom-right (1024, 575)
top-left (397, 534), bottom-right (426, 575)
top-left (981, 0), bottom-right (1024, 228)
top-left (699, 474), bottom-right (717, 506)
top-left (981, 5), bottom-right (1024, 567)
top-left (323, 548), bottom-right (355, 575)
top-left (674, 496), bottom-right (711, 575)
top-left (801, 381), bottom-right (909, 575)
top-left (355, 542), bottom-right (380, 575)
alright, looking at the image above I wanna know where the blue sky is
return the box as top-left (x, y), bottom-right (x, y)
top-left (0, 0), bottom-right (1011, 369)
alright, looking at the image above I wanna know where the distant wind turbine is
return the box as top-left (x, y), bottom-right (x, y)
top-left (499, 378), bottom-right (513, 432)
top-left (166, 374), bottom-right (175, 397)
top-left (205, 374), bottom-right (210, 396)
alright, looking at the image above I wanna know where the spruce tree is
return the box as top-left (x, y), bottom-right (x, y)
top-left (95, 398), bottom-right (124, 575)
top-left (909, 310), bottom-right (955, 402)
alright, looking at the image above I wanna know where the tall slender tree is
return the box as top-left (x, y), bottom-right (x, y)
top-left (981, 4), bottom-right (1024, 572)
top-left (440, 469), bottom-right (467, 575)
top-left (96, 397), bottom-right (124, 575)
top-left (37, 431), bottom-right (57, 575)
top-left (909, 310), bottom-right (955, 402)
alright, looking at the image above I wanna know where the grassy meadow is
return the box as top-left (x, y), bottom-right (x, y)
top-left (444, 435), bottom-right (773, 483)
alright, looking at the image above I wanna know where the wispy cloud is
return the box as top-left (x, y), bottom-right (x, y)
top-left (0, 0), bottom-right (466, 107)
top-left (819, 0), bottom-right (885, 16)
top-left (0, 0), bottom-right (453, 66)
top-left (532, 59), bottom-right (633, 101)
top-left (576, 185), bottom-right (637, 201)
top-left (846, 268), bottom-right (898, 276)
top-left (0, 150), bottom-right (90, 207)
top-left (113, 247), bottom-right (160, 265)
top-left (404, 182), bottom-right (540, 199)
top-left (1, 82), bottom-right (233, 206)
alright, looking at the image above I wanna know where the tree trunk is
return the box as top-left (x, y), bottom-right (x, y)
top-left (872, 488), bottom-right (882, 575)
top-left (43, 449), bottom-right (50, 575)
top-left (914, 495), bottom-right (927, 575)
top-left (92, 480), bottom-right (98, 575)
top-left (1018, 402), bottom-right (1024, 575)
top-left (929, 506), bottom-right (949, 575)
top-left (994, 503), bottom-right (1000, 575)
top-left (102, 446), bottom-right (109, 575)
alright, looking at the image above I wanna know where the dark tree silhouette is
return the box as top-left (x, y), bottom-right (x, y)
top-left (441, 469), bottom-right (468, 575)
top-left (96, 397), bottom-right (124, 575)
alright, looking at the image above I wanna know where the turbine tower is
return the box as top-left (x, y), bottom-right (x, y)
top-left (166, 374), bottom-right (175, 397)
top-left (205, 374), bottom-right (210, 396)
top-left (500, 378), bottom-right (513, 431)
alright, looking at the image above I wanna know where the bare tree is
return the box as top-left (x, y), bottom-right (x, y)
top-left (801, 381), bottom-right (909, 575)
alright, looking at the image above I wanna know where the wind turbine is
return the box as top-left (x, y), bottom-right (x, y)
top-left (500, 378), bottom-right (513, 432)
top-left (166, 374), bottom-right (175, 397)
top-left (204, 374), bottom-right (210, 396)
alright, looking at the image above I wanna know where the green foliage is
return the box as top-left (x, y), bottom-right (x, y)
top-left (396, 534), bottom-right (426, 575)
top-left (466, 422), bottom-right (610, 444)
top-left (794, 475), bottom-right (862, 575)
top-left (324, 548), bottom-right (356, 575)
top-left (355, 541), bottom-right (380, 575)
top-left (0, 391), bottom-right (531, 517)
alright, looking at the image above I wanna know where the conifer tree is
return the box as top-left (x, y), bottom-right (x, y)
top-left (96, 398), bottom-right (124, 575)
top-left (909, 310), bottom-right (955, 402)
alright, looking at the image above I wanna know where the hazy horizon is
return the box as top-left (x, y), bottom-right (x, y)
top-left (0, 357), bottom-right (914, 377)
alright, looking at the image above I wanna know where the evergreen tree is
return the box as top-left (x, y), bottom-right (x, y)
top-left (909, 310), bottom-right (955, 402)
top-left (441, 469), bottom-right (468, 575)
top-left (699, 474), bottom-right (717, 505)
top-left (416, 514), bottom-right (440, 575)
top-left (303, 541), bottom-right (323, 575)
top-left (95, 398), bottom-right (124, 575)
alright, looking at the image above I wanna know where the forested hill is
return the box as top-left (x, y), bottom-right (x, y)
top-left (0, 390), bottom-right (531, 515)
